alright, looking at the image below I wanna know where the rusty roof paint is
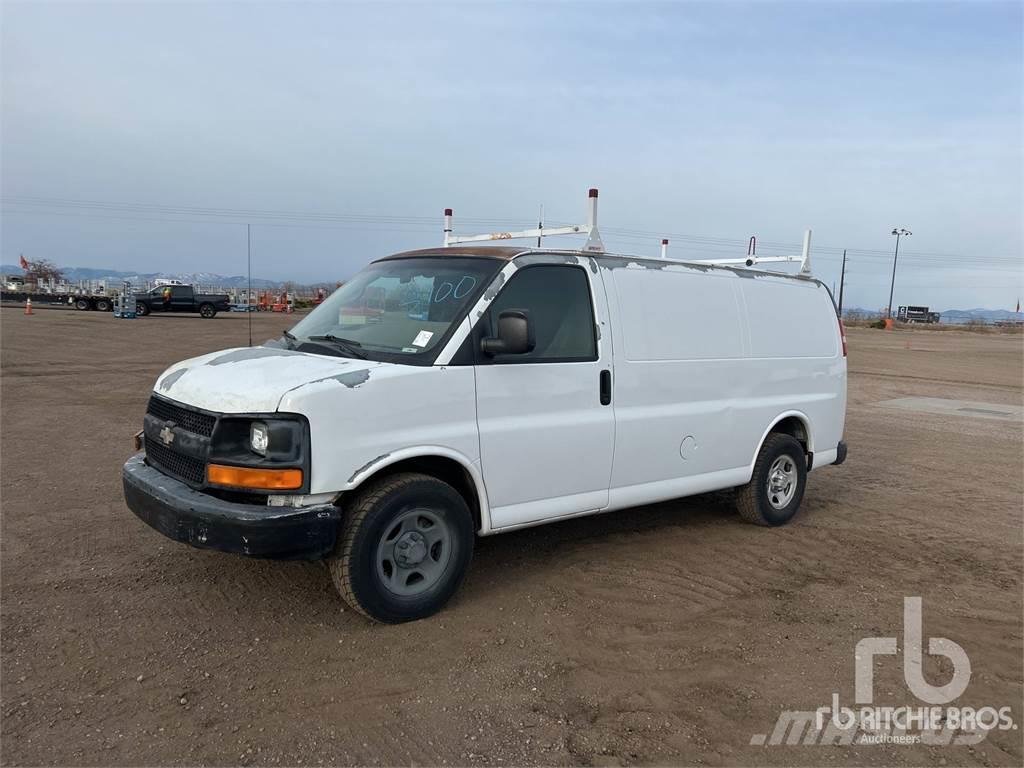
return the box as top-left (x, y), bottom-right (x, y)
top-left (374, 246), bottom-right (526, 262)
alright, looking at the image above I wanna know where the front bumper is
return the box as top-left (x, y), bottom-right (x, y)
top-left (122, 453), bottom-right (340, 560)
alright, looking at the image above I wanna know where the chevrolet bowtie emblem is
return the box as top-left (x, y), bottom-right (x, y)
top-left (159, 425), bottom-right (175, 446)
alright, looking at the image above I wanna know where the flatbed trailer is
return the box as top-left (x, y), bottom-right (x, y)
top-left (1, 290), bottom-right (116, 311)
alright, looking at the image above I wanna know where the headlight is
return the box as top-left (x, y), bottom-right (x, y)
top-left (208, 415), bottom-right (310, 494)
top-left (250, 421), bottom-right (270, 455)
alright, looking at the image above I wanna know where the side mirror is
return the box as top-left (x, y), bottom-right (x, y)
top-left (481, 309), bottom-right (534, 356)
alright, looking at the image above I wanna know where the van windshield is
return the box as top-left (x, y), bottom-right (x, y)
top-left (287, 257), bottom-right (501, 363)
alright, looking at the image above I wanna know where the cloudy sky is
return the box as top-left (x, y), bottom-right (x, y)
top-left (2, 1), bottom-right (1021, 310)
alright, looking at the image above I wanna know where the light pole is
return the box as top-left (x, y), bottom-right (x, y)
top-left (887, 228), bottom-right (911, 319)
top-left (837, 248), bottom-right (847, 315)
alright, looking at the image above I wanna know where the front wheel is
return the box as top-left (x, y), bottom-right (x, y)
top-left (328, 472), bottom-right (474, 623)
top-left (199, 303), bottom-right (216, 318)
top-left (736, 434), bottom-right (807, 526)
top-left (136, 302), bottom-right (150, 316)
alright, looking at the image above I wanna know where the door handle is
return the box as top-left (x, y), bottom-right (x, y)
top-left (599, 369), bottom-right (612, 406)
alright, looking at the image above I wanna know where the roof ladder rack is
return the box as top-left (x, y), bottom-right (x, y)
top-left (443, 188), bottom-right (813, 277)
top-left (692, 229), bottom-right (814, 276)
top-left (444, 188), bottom-right (605, 253)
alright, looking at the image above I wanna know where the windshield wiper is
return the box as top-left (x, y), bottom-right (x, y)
top-left (307, 334), bottom-right (368, 359)
top-left (282, 329), bottom-right (297, 349)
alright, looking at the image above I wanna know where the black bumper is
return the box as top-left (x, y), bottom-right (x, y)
top-left (834, 440), bottom-right (848, 466)
top-left (122, 453), bottom-right (340, 560)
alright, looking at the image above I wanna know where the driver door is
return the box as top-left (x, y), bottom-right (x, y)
top-left (473, 259), bottom-right (615, 530)
top-left (151, 288), bottom-right (171, 312)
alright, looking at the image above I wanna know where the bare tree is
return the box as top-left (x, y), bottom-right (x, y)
top-left (24, 257), bottom-right (64, 283)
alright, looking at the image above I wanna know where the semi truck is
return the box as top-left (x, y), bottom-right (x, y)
top-left (897, 305), bottom-right (941, 324)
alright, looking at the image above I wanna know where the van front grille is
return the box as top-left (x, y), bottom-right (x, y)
top-left (144, 437), bottom-right (207, 486)
top-left (146, 396), bottom-right (216, 437)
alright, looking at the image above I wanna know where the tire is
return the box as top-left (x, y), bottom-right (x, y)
top-left (199, 303), bottom-right (216, 318)
top-left (95, 298), bottom-right (111, 312)
top-left (736, 433), bottom-right (807, 526)
top-left (328, 472), bottom-right (474, 623)
top-left (136, 303), bottom-right (150, 316)
top-left (75, 298), bottom-right (90, 311)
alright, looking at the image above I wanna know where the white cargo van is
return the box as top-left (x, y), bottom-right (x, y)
top-left (123, 205), bottom-right (847, 623)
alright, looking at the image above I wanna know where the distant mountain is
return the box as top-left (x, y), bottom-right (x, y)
top-left (939, 308), bottom-right (1023, 323)
top-left (1, 263), bottom-right (290, 289)
top-left (4, 262), bottom-right (1021, 321)
top-left (841, 306), bottom-right (1021, 324)
top-left (840, 306), bottom-right (883, 318)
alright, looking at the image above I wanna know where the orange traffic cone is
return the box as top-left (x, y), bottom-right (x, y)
top-left (24, 297), bottom-right (33, 315)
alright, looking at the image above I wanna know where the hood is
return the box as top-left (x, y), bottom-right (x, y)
top-left (153, 346), bottom-right (388, 413)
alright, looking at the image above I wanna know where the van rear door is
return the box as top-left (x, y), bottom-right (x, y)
top-left (474, 258), bottom-right (614, 530)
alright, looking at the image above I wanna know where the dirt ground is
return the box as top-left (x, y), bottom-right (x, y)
top-left (2, 308), bottom-right (1022, 767)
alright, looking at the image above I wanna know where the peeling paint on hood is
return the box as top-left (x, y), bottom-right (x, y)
top-left (157, 367), bottom-right (188, 392)
top-left (207, 347), bottom-right (301, 365)
top-left (152, 347), bottom-right (386, 413)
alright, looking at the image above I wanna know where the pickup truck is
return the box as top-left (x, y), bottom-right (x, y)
top-left (134, 285), bottom-right (231, 318)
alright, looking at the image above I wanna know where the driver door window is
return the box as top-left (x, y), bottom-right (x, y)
top-left (479, 265), bottom-right (597, 363)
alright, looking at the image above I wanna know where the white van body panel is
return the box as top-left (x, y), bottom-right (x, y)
top-left (153, 348), bottom-right (486, 514)
top-left (277, 363), bottom-right (481, 498)
top-left (600, 258), bottom-right (845, 513)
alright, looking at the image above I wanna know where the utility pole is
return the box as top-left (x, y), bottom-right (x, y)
top-left (536, 205), bottom-right (543, 248)
top-left (837, 248), bottom-right (847, 315)
top-left (887, 228), bottom-right (911, 319)
top-left (247, 223), bottom-right (253, 348)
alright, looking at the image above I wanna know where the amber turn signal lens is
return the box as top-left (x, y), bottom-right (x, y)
top-left (207, 464), bottom-right (303, 490)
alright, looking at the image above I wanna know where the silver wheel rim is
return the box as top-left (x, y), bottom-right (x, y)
top-left (766, 455), bottom-right (798, 510)
top-left (375, 508), bottom-right (452, 597)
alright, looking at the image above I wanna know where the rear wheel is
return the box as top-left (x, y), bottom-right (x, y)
top-left (328, 472), bottom-right (474, 623)
top-left (199, 303), bottom-right (216, 318)
top-left (736, 433), bottom-right (807, 526)
top-left (95, 298), bottom-right (111, 312)
top-left (75, 298), bottom-right (90, 311)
